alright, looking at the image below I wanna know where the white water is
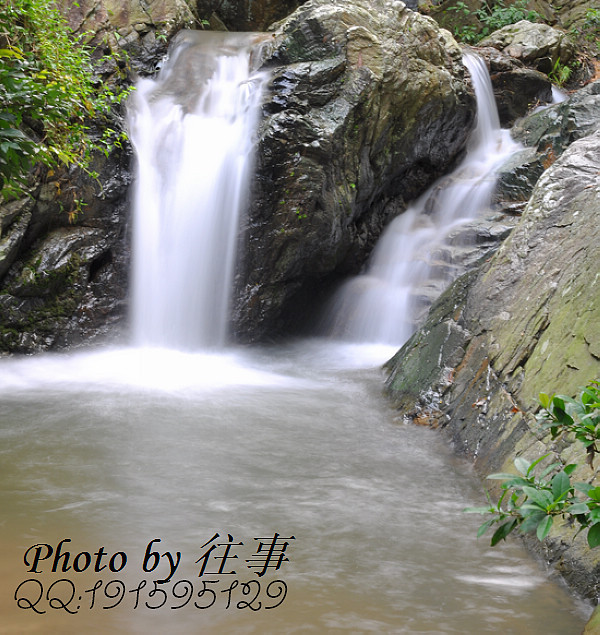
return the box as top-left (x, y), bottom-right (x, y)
top-left (324, 54), bottom-right (520, 346)
top-left (128, 33), bottom-right (269, 350)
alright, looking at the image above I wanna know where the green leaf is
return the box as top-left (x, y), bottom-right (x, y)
top-left (551, 471), bottom-right (571, 502)
top-left (514, 457), bottom-right (531, 476)
top-left (522, 486), bottom-right (553, 509)
top-left (539, 392), bottom-right (552, 410)
top-left (519, 510), bottom-right (547, 533)
top-left (463, 506), bottom-right (494, 514)
top-left (587, 523), bottom-right (600, 548)
top-left (588, 487), bottom-right (600, 502)
top-left (487, 472), bottom-right (523, 480)
top-left (477, 518), bottom-right (497, 538)
top-left (491, 518), bottom-right (517, 546)
top-left (539, 461), bottom-right (562, 479)
top-left (0, 47), bottom-right (24, 60)
top-left (528, 453), bottom-right (552, 475)
top-left (568, 502), bottom-right (590, 515)
top-left (564, 464), bottom-right (578, 476)
top-left (536, 515), bottom-right (553, 541)
top-left (574, 482), bottom-right (594, 495)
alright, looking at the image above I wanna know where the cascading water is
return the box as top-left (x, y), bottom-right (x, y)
top-left (128, 32), bottom-right (269, 350)
top-left (324, 54), bottom-right (520, 346)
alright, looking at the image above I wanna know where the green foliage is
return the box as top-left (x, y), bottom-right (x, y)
top-left (0, 0), bottom-right (130, 200)
top-left (466, 454), bottom-right (600, 548)
top-left (547, 57), bottom-right (574, 86)
top-left (465, 381), bottom-right (600, 549)
top-left (582, 8), bottom-right (600, 42)
top-left (448, 0), bottom-right (542, 45)
top-left (294, 208), bottom-right (307, 220)
top-left (537, 381), bottom-right (600, 466)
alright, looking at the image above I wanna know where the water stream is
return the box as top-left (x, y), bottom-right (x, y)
top-left (324, 55), bottom-right (520, 345)
top-left (0, 35), bottom-right (588, 633)
top-left (128, 32), bottom-right (270, 349)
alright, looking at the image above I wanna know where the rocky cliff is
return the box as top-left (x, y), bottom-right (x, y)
top-left (384, 83), bottom-right (600, 600)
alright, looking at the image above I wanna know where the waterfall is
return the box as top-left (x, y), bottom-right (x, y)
top-left (127, 32), bottom-right (269, 350)
top-left (324, 54), bottom-right (520, 346)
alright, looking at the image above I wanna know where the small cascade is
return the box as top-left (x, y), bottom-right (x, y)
top-left (127, 31), bottom-right (269, 350)
top-left (324, 54), bottom-right (520, 346)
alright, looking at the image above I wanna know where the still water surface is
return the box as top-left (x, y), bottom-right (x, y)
top-left (0, 341), bottom-right (588, 633)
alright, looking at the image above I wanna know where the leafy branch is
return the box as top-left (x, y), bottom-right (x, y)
top-left (537, 381), bottom-right (600, 467)
top-left (465, 380), bottom-right (600, 549)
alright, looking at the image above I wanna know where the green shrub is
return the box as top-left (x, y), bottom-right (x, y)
top-left (465, 381), bottom-right (600, 549)
top-left (0, 0), bottom-right (129, 199)
top-left (448, 0), bottom-right (542, 44)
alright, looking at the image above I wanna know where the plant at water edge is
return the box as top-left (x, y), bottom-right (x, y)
top-left (465, 380), bottom-right (600, 548)
top-left (537, 380), bottom-right (600, 467)
top-left (465, 454), bottom-right (600, 548)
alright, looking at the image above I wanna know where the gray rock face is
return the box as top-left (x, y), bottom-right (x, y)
top-left (57, 0), bottom-right (195, 66)
top-left (497, 80), bottom-right (600, 203)
top-left (384, 127), bottom-right (600, 599)
top-left (0, 0), bottom-right (475, 351)
top-left (479, 19), bottom-right (575, 73)
top-left (232, 0), bottom-right (476, 340)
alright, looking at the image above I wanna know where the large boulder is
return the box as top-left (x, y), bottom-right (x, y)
top-left (57, 0), bottom-right (195, 48)
top-left (57, 0), bottom-right (196, 74)
top-left (0, 143), bottom-right (132, 353)
top-left (384, 127), bottom-right (600, 599)
top-left (232, 0), bottom-right (476, 340)
top-left (479, 19), bottom-right (575, 73)
top-left (0, 0), bottom-right (475, 352)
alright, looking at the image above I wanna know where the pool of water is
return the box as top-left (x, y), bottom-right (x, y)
top-left (0, 340), bottom-right (588, 633)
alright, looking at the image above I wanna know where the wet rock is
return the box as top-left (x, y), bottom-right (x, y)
top-left (0, 130), bottom-right (132, 353)
top-left (496, 80), bottom-right (600, 202)
top-left (471, 46), bottom-right (552, 127)
top-left (0, 198), bottom-right (34, 280)
top-left (195, 0), bottom-right (307, 31)
top-left (511, 80), bottom-right (600, 152)
top-left (385, 128), bottom-right (600, 600)
top-left (233, 0), bottom-right (476, 341)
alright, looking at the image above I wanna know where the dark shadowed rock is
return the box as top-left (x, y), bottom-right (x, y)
top-left (496, 80), bottom-right (600, 203)
top-left (232, 0), bottom-right (476, 341)
top-left (0, 134), bottom-right (132, 353)
top-left (195, 0), bottom-right (307, 31)
top-left (473, 45), bottom-right (552, 126)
